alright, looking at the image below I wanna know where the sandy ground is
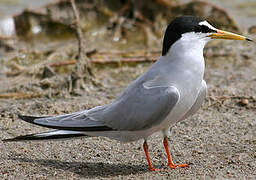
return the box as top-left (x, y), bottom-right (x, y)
top-left (1, 40), bottom-right (256, 179)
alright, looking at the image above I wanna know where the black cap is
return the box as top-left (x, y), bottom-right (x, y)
top-left (162, 16), bottom-right (217, 56)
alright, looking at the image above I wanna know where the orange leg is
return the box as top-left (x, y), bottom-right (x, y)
top-left (143, 141), bottom-right (163, 171)
top-left (163, 137), bottom-right (189, 169)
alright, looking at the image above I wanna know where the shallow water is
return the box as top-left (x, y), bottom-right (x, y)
top-left (0, 0), bottom-right (55, 18)
top-left (0, 0), bottom-right (56, 36)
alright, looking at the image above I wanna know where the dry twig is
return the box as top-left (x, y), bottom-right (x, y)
top-left (69, 0), bottom-right (95, 93)
top-left (49, 59), bottom-right (77, 67)
top-left (0, 92), bottom-right (41, 99)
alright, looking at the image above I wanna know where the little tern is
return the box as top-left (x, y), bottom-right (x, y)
top-left (3, 16), bottom-right (252, 171)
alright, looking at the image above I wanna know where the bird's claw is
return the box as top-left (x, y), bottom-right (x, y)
top-left (168, 163), bottom-right (189, 169)
top-left (149, 168), bottom-right (165, 171)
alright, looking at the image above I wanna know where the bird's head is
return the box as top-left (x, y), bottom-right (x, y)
top-left (162, 16), bottom-right (252, 56)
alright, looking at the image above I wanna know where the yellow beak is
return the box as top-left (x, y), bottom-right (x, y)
top-left (208, 30), bottom-right (252, 41)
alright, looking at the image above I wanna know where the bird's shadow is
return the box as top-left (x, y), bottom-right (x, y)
top-left (10, 157), bottom-right (150, 178)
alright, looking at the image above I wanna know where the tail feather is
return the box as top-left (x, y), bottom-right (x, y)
top-left (3, 130), bottom-right (88, 142)
top-left (3, 112), bottom-right (114, 142)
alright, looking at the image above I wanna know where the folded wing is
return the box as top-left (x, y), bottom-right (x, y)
top-left (18, 106), bottom-right (114, 131)
top-left (99, 83), bottom-right (180, 131)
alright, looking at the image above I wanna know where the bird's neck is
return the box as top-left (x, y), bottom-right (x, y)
top-left (165, 32), bottom-right (209, 60)
top-left (160, 33), bottom-right (210, 86)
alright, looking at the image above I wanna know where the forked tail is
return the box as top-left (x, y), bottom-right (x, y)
top-left (3, 130), bottom-right (88, 142)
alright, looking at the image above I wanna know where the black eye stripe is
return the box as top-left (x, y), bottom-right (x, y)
top-left (201, 25), bottom-right (209, 32)
top-left (198, 25), bottom-right (217, 33)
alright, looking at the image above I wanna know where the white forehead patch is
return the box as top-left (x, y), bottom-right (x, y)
top-left (199, 21), bottom-right (217, 31)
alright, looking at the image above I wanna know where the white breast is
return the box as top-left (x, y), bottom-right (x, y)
top-left (155, 32), bottom-right (211, 129)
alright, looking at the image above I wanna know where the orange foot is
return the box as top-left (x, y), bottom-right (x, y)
top-left (149, 168), bottom-right (165, 171)
top-left (168, 163), bottom-right (189, 169)
top-left (163, 137), bottom-right (189, 169)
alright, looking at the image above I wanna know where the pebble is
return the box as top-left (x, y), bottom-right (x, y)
top-left (240, 99), bottom-right (249, 106)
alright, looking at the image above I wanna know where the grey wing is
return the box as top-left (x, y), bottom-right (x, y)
top-left (19, 85), bottom-right (179, 132)
top-left (181, 80), bottom-right (207, 120)
top-left (18, 71), bottom-right (180, 132)
top-left (99, 83), bottom-right (180, 131)
top-left (22, 106), bottom-right (113, 131)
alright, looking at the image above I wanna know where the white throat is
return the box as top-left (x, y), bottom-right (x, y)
top-left (161, 31), bottom-right (211, 87)
top-left (166, 32), bottom-right (211, 58)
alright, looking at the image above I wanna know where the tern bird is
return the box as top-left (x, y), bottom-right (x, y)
top-left (3, 16), bottom-right (252, 171)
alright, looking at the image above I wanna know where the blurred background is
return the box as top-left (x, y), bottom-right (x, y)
top-left (1, 1), bottom-right (256, 179)
top-left (0, 0), bottom-right (56, 36)
top-left (0, 0), bottom-right (256, 37)
top-left (0, 0), bottom-right (255, 111)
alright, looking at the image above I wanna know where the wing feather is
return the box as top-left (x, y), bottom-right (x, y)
top-left (18, 106), bottom-right (114, 131)
top-left (99, 84), bottom-right (180, 131)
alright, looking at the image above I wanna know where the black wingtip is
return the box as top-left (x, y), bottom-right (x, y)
top-left (18, 114), bottom-right (50, 124)
top-left (17, 114), bottom-right (114, 131)
top-left (18, 114), bottom-right (39, 122)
